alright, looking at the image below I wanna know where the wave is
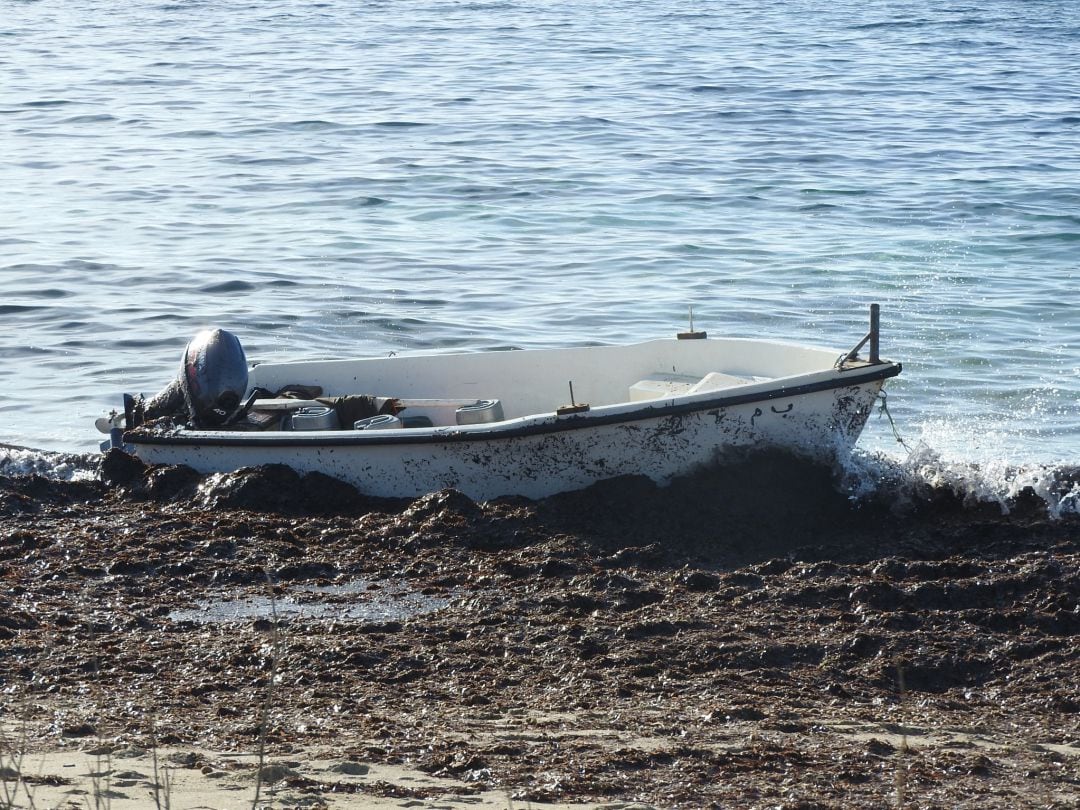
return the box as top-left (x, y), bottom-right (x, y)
top-left (840, 445), bottom-right (1080, 519)
top-left (0, 445), bottom-right (99, 482)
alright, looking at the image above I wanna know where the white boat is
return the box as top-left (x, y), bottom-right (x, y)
top-left (102, 306), bottom-right (901, 501)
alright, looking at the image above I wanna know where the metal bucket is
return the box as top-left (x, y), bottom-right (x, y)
top-left (289, 406), bottom-right (340, 431)
top-left (353, 414), bottom-right (403, 430)
top-left (456, 399), bottom-right (504, 425)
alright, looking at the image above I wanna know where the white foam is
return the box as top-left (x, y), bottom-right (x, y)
top-left (839, 442), bottom-right (1080, 519)
top-left (0, 445), bottom-right (99, 482)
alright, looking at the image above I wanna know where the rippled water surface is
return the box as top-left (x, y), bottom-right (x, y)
top-left (3, 0), bottom-right (1079, 468)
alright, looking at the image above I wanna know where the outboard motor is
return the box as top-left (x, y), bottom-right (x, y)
top-left (143, 328), bottom-right (248, 428)
top-left (180, 328), bottom-right (248, 427)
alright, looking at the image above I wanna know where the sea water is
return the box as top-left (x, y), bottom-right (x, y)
top-left (3, 0), bottom-right (1079, 497)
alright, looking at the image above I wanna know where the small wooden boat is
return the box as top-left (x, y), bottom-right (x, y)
top-left (100, 306), bottom-right (901, 500)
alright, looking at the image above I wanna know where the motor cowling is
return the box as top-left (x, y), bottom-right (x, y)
top-left (180, 328), bottom-right (248, 427)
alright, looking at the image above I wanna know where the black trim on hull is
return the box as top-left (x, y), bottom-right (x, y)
top-left (126, 362), bottom-right (901, 449)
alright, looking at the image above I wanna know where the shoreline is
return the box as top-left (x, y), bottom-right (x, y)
top-left (2, 453), bottom-right (1079, 807)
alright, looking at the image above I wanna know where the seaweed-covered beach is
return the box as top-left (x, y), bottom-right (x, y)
top-left (2, 451), bottom-right (1079, 808)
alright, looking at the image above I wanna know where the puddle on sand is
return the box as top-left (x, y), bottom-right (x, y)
top-left (169, 580), bottom-right (451, 624)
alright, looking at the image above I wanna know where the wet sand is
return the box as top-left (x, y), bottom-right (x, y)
top-left (2, 450), bottom-right (1079, 808)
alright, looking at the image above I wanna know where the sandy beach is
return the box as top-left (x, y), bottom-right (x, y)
top-left (2, 450), bottom-right (1079, 808)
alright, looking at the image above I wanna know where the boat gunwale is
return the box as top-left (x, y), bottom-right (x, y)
top-left (125, 361), bottom-right (901, 448)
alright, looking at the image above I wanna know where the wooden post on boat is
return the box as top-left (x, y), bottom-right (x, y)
top-left (869, 303), bottom-right (880, 364)
top-left (840, 303), bottom-right (883, 366)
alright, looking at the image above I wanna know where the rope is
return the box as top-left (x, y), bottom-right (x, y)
top-left (877, 389), bottom-right (911, 452)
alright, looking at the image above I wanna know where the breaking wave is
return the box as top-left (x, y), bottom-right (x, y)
top-left (0, 445), bottom-right (99, 482)
top-left (839, 444), bottom-right (1080, 519)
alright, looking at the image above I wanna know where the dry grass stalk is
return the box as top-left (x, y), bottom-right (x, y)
top-left (148, 720), bottom-right (173, 810)
top-left (83, 612), bottom-right (111, 810)
top-left (84, 745), bottom-right (112, 810)
top-left (252, 573), bottom-right (283, 810)
top-left (894, 658), bottom-right (909, 809)
top-left (0, 714), bottom-right (39, 810)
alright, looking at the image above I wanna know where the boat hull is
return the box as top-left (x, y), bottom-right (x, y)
top-left (125, 369), bottom-right (895, 501)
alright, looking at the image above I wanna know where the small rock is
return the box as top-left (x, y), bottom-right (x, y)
top-left (113, 747), bottom-right (147, 759)
top-left (328, 761), bottom-right (369, 776)
top-left (61, 723), bottom-right (96, 738)
top-left (681, 570), bottom-right (720, 591)
top-left (166, 752), bottom-right (198, 768)
top-left (258, 763), bottom-right (299, 783)
top-left (866, 738), bottom-right (896, 756)
top-left (725, 706), bottom-right (766, 722)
